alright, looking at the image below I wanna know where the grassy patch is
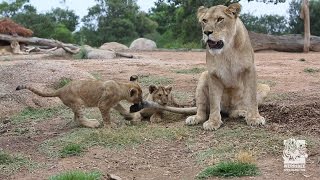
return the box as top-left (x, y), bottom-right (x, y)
top-left (40, 124), bottom-right (190, 157)
top-left (304, 67), bottom-right (320, 73)
top-left (0, 151), bottom-right (36, 176)
top-left (60, 144), bottom-right (84, 158)
top-left (90, 72), bottom-right (102, 80)
top-left (54, 77), bottom-right (72, 89)
top-left (195, 124), bottom-right (288, 164)
top-left (257, 79), bottom-right (277, 87)
top-left (10, 106), bottom-right (69, 124)
top-left (174, 67), bottom-right (205, 74)
top-left (73, 46), bottom-right (89, 60)
top-left (139, 75), bottom-right (173, 86)
top-left (49, 170), bottom-right (101, 180)
top-left (197, 162), bottom-right (259, 179)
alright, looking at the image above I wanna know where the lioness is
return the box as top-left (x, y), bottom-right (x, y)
top-left (141, 3), bottom-right (270, 131)
top-left (16, 76), bottom-right (143, 128)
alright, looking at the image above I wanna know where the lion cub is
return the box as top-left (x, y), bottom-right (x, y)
top-left (129, 85), bottom-right (183, 123)
top-left (16, 76), bottom-right (143, 128)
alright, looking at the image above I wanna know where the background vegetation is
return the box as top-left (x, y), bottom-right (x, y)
top-left (0, 0), bottom-right (319, 48)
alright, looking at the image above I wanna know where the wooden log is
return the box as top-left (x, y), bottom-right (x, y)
top-left (0, 33), bottom-right (80, 54)
top-left (249, 31), bottom-right (320, 52)
top-left (300, 0), bottom-right (310, 53)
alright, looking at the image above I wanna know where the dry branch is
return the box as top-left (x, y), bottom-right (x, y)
top-left (249, 32), bottom-right (320, 52)
top-left (0, 33), bottom-right (80, 54)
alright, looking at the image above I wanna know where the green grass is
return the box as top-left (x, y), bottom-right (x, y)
top-left (60, 144), bottom-right (84, 158)
top-left (194, 124), bottom-right (288, 164)
top-left (139, 75), bottom-right (173, 86)
top-left (0, 151), bottom-right (37, 176)
top-left (49, 170), bottom-right (101, 180)
top-left (40, 124), bottom-right (190, 157)
top-left (73, 46), bottom-right (89, 60)
top-left (197, 162), bottom-right (260, 179)
top-left (90, 72), bottom-right (102, 80)
top-left (304, 67), bottom-right (320, 73)
top-left (10, 106), bottom-right (69, 124)
top-left (55, 77), bottom-right (72, 89)
top-left (174, 67), bottom-right (205, 74)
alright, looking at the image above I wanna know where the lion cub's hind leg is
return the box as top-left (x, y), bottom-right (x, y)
top-left (70, 104), bottom-right (100, 128)
top-left (150, 112), bottom-right (162, 123)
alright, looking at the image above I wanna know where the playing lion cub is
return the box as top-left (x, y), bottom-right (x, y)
top-left (143, 3), bottom-right (270, 131)
top-left (16, 76), bottom-right (143, 128)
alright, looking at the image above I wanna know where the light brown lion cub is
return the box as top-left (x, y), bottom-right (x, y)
top-left (16, 76), bottom-right (143, 128)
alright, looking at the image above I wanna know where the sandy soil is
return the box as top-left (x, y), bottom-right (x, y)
top-left (1, 51), bottom-right (320, 180)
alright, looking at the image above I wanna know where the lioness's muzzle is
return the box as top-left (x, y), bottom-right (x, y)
top-left (207, 40), bottom-right (224, 49)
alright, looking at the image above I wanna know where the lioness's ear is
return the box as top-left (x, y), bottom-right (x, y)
top-left (149, 85), bottom-right (158, 94)
top-left (224, 3), bottom-right (241, 18)
top-left (130, 88), bottom-right (137, 97)
top-left (197, 6), bottom-right (208, 22)
top-left (130, 75), bottom-right (138, 82)
top-left (165, 86), bottom-right (172, 93)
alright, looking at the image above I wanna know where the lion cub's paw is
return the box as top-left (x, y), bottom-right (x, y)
top-left (229, 110), bottom-right (247, 118)
top-left (81, 119), bottom-right (101, 128)
top-left (246, 115), bottom-right (266, 126)
top-left (150, 114), bottom-right (162, 123)
top-left (185, 116), bottom-right (198, 125)
top-left (203, 119), bottom-right (223, 131)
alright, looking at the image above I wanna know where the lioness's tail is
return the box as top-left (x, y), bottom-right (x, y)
top-left (16, 85), bottom-right (59, 97)
top-left (144, 101), bottom-right (197, 115)
top-left (257, 83), bottom-right (270, 105)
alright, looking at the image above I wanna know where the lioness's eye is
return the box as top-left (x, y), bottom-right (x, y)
top-left (202, 19), bottom-right (208, 23)
top-left (217, 17), bottom-right (224, 22)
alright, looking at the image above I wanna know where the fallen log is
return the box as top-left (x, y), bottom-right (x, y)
top-left (249, 32), bottom-right (320, 52)
top-left (0, 33), bottom-right (80, 54)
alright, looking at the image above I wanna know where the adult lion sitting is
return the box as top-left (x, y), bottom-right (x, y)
top-left (186, 3), bottom-right (269, 130)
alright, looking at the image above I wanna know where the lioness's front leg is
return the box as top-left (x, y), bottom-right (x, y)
top-left (71, 104), bottom-right (100, 128)
top-left (186, 71), bottom-right (209, 126)
top-left (203, 75), bottom-right (224, 131)
top-left (243, 68), bottom-right (265, 126)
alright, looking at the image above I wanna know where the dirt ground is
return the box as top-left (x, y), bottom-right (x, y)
top-left (1, 51), bottom-right (320, 180)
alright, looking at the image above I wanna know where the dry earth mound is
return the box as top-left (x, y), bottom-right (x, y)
top-left (0, 61), bottom-right (93, 117)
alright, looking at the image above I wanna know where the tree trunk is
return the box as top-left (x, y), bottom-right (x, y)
top-left (0, 33), bottom-right (80, 54)
top-left (300, 0), bottom-right (310, 53)
top-left (249, 32), bottom-right (320, 52)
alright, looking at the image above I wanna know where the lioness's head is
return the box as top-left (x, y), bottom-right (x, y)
top-left (197, 3), bottom-right (241, 55)
top-left (149, 85), bottom-right (172, 106)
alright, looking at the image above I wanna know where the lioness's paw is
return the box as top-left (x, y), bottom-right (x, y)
top-left (185, 116), bottom-right (198, 125)
top-left (246, 115), bottom-right (266, 126)
top-left (229, 110), bottom-right (247, 118)
top-left (203, 119), bottom-right (223, 131)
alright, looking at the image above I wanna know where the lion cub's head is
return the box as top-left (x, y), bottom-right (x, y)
top-left (197, 3), bottom-right (241, 55)
top-left (148, 85), bottom-right (172, 106)
top-left (128, 75), bottom-right (143, 104)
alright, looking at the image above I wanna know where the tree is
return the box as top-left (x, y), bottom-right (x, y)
top-left (80, 0), bottom-right (158, 46)
top-left (241, 13), bottom-right (289, 35)
top-left (0, 0), bottom-right (30, 17)
top-left (46, 8), bottom-right (79, 32)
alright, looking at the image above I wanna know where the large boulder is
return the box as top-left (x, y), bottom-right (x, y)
top-left (86, 48), bottom-right (116, 59)
top-left (129, 38), bottom-right (157, 50)
top-left (99, 42), bottom-right (128, 51)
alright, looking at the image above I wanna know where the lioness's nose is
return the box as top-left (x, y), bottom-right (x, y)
top-left (204, 30), bottom-right (213, 36)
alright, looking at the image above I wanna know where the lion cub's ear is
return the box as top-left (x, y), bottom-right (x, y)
top-left (165, 86), bottom-right (172, 93)
top-left (197, 6), bottom-right (208, 22)
top-left (224, 3), bottom-right (241, 18)
top-left (130, 88), bottom-right (138, 97)
top-left (149, 85), bottom-right (158, 94)
top-left (130, 75), bottom-right (139, 82)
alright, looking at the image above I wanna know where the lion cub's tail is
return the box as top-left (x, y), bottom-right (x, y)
top-left (16, 85), bottom-right (60, 97)
top-left (257, 83), bottom-right (270, 105)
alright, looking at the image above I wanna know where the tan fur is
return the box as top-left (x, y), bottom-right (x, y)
top-left (120, 85), bottom-right (184, 123)
top-left (0, 41), bottom-right (27, 55)
top-left (145, 3), bottom-right (270, 131)
top-left (16, 77), bottom-right (143, 128)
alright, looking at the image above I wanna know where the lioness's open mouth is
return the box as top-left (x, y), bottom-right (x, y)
top-left (207, 40), bottom-right (224, 49)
